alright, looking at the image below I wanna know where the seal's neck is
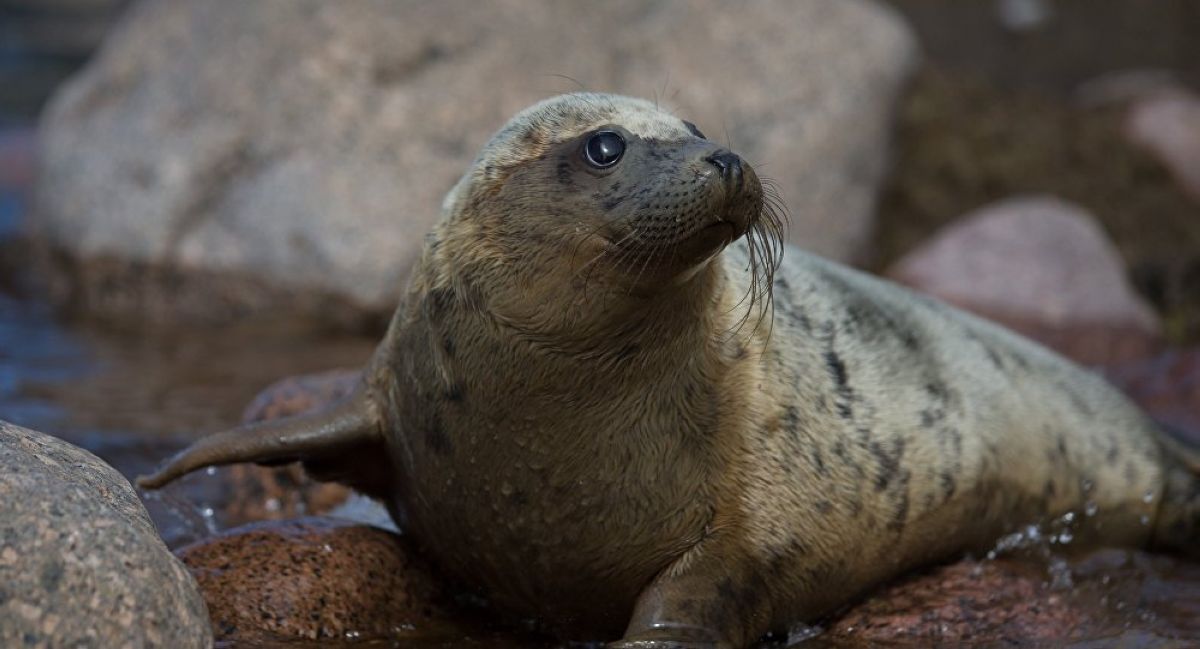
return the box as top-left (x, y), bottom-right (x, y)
top-left (485, 257), bottom-right (727, 367)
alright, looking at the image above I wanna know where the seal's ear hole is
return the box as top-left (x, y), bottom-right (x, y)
top-left (683, 120), bottom-right (707, 140)
top-left (584, 130), bottom-right (625, 168)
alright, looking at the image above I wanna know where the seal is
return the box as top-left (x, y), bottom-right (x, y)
top-left (139, 93), bottom-right (1200, 648)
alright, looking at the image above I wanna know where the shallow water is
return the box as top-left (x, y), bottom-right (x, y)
top-left (0, 278), bottom-right (375, 546)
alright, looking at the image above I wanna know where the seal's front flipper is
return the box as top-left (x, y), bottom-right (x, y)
top-left (136, 386), bottom-right (384, 494)
top-left (609, 535), bottom-right (772, 649)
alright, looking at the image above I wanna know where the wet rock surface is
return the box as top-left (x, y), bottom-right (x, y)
top-left (175, 516), bottom-right (454, 643)
top-left (34, 0), bottom-right (916, 326)
top-left (220, 368), bottom-right (361, 526)
top-left (825, 558), bottom-right (1085, 643)
top-left (887, 195), bottom-right (1164, 366)
top-left (132, 368), bottom-right (363, 548)
top-left (815, 549), bottom-right (1200, 648)
top-left (0, 419), bottom-right (211, 648)
top-left (241, 367), bottom-right (361, 424)
top-left (217, 463), bottom-right (352, 529)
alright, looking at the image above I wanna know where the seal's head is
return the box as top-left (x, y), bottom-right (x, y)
top-left (431, 93), bottom-right (784, 336)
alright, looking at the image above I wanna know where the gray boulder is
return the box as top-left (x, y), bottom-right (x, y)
top-left (34, 0), bottom-right (917, 325)
top-left (0, 420), bottom-right (212, 648)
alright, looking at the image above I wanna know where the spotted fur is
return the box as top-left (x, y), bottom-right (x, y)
top-left (140, 93), bottom-right (1200, 649)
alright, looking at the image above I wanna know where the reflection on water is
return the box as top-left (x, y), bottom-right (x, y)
top-left (0, 292), bottom-right (91, 430)
top-left (0, 288), bottom-right (375, 447)
top-left (0, 187), bottom-right (20, 236)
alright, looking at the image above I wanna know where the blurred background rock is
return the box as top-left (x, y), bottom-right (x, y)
top-left (2, 0), bottom-right (1197, 339)
top-left (880, 0), bottom-right (1200, 344)
top-left (23, 0), bottom-right (917, 328)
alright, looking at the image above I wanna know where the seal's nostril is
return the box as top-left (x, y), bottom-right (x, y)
top-left (705, 150), bottom-right (743, 188)
top-left (705, 151), bottom-right (736, 172)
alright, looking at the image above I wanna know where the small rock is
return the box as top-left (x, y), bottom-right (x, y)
top-left (241, 367), bottom-right (361, 423)
top-left (827, 558), bottom-right (1085, 642)
top-left (219, 369), bottom-right (361, 526)
top-left (0, 420), bottom-right (212, 648)
top-left (1126, 88), bottom-right (1200, 205)
top-left (143, 369), bottom-right (362, 544)
top-left (217, 463), bottom-right (352, 527)
top-left (34, 0), bottom-right (917, 326)
top-left (176, 517), bottom-right (451, 643)
top-left (887, 196), bottom-right (1163, 366)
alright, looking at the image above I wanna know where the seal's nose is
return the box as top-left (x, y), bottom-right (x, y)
top-left (705, 150), bottom-right (744, 190)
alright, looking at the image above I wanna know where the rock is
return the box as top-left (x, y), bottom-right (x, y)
top-left (1125, 88), bottom-right (1200, 205)
top-left (241, 367), bottom-right (361, 424)
top-left (140, 369), bottom-right (361, 545)
top-left (887, 196), bottom-right (1163, 366)
top-left (1106, 348), bottom-right (1200, 445)
top-left (35, 0), bottom-right (917, 326)
top-left (0, 420), bottom-right (211, 648)
top-left (215, 463), bottom-right (350, 528)
top-left (219, 369), bottom-right (361, 526)
top-left (143, 369), bottom-right (360, 540)
top-left (826, 558), bottom-right (1085, 643)
top-left (175, 517), bottom-right (451, 643)
top-left (826, 548), bottom-right (1200, 645)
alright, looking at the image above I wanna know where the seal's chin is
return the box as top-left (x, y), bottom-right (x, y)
top-left (676, 199), bottom-right (759, 263)
top-left (674, 221), bottom-right (739, 264)
top-left (633, 207), bottom-right (758, 273)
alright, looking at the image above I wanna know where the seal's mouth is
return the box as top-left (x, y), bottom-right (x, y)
top-left (700, 221), bottom-right (734, 244)
top-left (671, 220), bottom-right (740, 264)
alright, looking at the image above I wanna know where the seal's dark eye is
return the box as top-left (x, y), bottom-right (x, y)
top-left (584, 131), bottom-right (625, 168)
